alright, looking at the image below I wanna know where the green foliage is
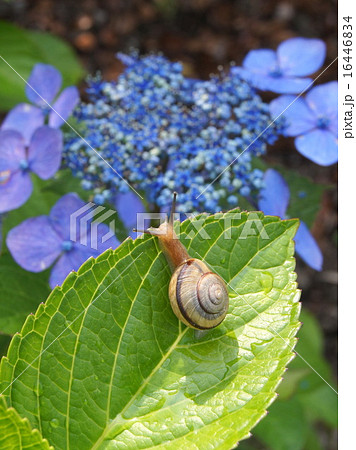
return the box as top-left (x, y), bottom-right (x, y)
top-left (0, 171), bottom-right (87, 337)
top-left (0, 21), bottom-right (84, 111)
top-left (0, 396), bottom-right (52, 449)
top-left (0, 254), bottom-right (50, 336)
top-left (240, 309), bottom-right (337, 450)
top-left (275, 166), bottom-right (326, 228)
top-left (0, 211), bottom-right (300, 448)
top-left (252, 159), bottom-right (326, 228)
top-left (0, 337), bottom-right (11, 361)
top-left (251, 397), bottom-right (309, 450)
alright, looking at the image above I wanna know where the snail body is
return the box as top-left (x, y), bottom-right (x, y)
top-left (134, 193), bottom-right (229, 330)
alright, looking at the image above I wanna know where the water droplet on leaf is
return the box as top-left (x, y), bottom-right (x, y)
top-left (50, 418), bottom-right (59, 428)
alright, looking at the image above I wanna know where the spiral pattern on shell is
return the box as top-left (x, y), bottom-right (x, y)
top-left (169, 259), bottom-right (229, 329)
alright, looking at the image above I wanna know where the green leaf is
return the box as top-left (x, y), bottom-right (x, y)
top-left (275, 166), bottom-right (326, 228)
top-left (0, 21), bottom-right (84, 111)
top-left (252, 397), bottom-right (309, 450)
top-left (252, 159), bottom-right (326, 228)
top-left (0, 396), bottom-right (52, 449)
top-left (238, 310), bottom-right (337, 450)
top-left (298, 383), bottom-right (338, 428)
top-left (0, 211), bottom-right (300, 448)
top-left (288, 310), bottom-right (333, 383)
top-left (0, 336), bottom-right (11, 360)
top-left (277, 367), bottom-right (310, 400)
top-left (291, 310), bottom-right (337, 428)
top-left (0, 254), bottom-right (51, 336)
top-left (304, 428), bottom-right (323, 450)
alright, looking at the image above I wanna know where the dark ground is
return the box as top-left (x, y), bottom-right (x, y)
top-left (0, 0), bottom-right (337, 374)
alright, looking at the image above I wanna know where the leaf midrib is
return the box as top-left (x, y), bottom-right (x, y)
top-left (105, 251), bottom-right (162, 425)
top-left (92, 327), bottom-right (189, 450)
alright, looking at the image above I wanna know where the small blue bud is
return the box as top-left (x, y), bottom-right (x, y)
top-left (61, 240), bottom-right (73, 252)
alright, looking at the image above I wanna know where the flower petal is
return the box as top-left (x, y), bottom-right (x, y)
top-left (264, 76), bottom-right (313, 94)
top-left (28, 126), bottom-right (63, 179)
top-left (258, 169), bottom-right (289, 217)
top-left (26, 63), bottom-right (62, 106)
top-left (294, 221), bottom-right (323, 271)
top-left (278, 38), bottom-right (326, 77)
top-left (305, 82), bottom-right (338, 135)
top-left (49, 193), bottom-right (89, 241)
top-left (49, 86), bottom-right (80, 128)
top-left (1, 103), bottom-right (44, 144)
top-left (49, 248), bottom-right (90, 288)
top-left (6, 216), bottom-right (62, 272)
top-left (232, 68), bottom-right (313, 94)
top-left (82, 222), bottom-right (120, 254)
top-left (265, 76), bottom-right (313, 94)
top-left (0, 130), bottom-right (26, 171)
top-left (49, 223), bottom-right (120, 288)
top-left (116, 191), bottom-right (146, 229)
top-left (295, 129), bottom-right (338, 166)
top-left (270, 96), bottom-right (316, 136)
top-left (242, 49), bottom-right (278, 73)
top-left (0, 171), bottom-right (32, 213)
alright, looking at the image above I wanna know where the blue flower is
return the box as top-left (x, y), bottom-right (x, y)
top-left (231, 38), bottom-right (326, 94)
top-left (1, 64), bottom-right (79, 143)
top-left (115, 191), bottom-right (146, 238)
top-left (0, 127), bottom-right (62, 213)
top-left (63, 53), bottom-right (283, 214)
top-left (6, 193), bottom-right (120, 288)
top-left (269, 82), bottom-right (337, 166)
top-left (258, 169), bottom-right (323, 271)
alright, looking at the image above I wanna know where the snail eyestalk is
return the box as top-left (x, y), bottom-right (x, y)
top-left (169, 191), bottom-right (178, 225)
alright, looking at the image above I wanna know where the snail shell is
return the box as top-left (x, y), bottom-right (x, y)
top-left (169, 259), bottom-right (229, 330)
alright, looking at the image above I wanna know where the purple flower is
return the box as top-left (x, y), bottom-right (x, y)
top-left (6, 193), bottom-right (120, 288)
top-left (1, 64), bottom-right (79, 143)
top-left (115, 191), bottom-right (146, 238)
top-left (0, 127), bottom-right (62, 213)
top-left (231, 38), bottom-right (326, 94)
top-left (258, 169), bottom-right (323, 271)
top-left (270, 82), bottom-right (338, 166)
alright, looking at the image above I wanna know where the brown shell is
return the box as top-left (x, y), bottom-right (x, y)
top-left (169, 259), bottom-right (229, 330)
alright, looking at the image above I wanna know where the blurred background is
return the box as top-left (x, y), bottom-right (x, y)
top-left (0, 1), bottom-right (337, 449)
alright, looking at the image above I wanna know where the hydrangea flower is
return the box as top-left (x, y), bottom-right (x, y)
top-left (63, 53), bottom-right (283, 213)
top-left (115, 191), bottom-right (146, 238)
top-left (231, 38), bottom-right (326, 94)
top-left (6, 193), bottom-right (120, 288)
top-left (0, 127), bottom-right (62, 213)
top-left (258, 169), bottom-right (322, 271)
top-left (1, 63), bottom-right (79, 143)
top-left (270, 82), bottom-right (338, 166)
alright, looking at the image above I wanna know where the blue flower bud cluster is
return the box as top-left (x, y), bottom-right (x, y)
top-left (63, 53), bottom-right (284, 212)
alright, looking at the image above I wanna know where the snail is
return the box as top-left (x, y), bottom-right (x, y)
top-left (133, 192), bottom-right (229, 330)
